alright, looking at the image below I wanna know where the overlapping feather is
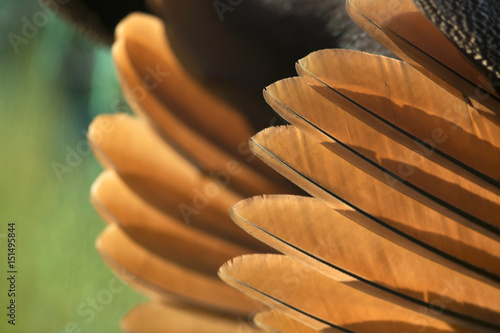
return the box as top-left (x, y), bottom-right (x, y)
top-left (88, 12), bottom-right (298, 332)
top-left (86, 0), bottom-right (500, 332)
top-left (219, 0), bottom-right (500, 332)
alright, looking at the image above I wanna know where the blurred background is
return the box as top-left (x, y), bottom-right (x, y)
top-left (0, 0), bottom-right (146, 331)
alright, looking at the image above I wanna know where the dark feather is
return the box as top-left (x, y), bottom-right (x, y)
top-left (415, 0), bottom-right (500, 92)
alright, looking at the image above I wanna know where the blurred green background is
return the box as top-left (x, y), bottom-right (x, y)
top-left (0, 0), bottom-right (146, 331)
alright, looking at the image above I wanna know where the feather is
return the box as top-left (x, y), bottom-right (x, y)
top-left (250, 126), bottom-right (500, 279)
top-left (111, 14), bottom-right (293, 196)
top-left (346, 0), bottom-right (500, 111)
top-left (254, 310), bottom-right (328, 333)
top-left (90, 170), bottom-right (252, 275)
top-left (122, 302), bottom-right (262, 332)
top-left (297, 49), bottom-right (500, 183)
top-left (414, 0), bottom-right (500, 91)
top-left (74, 0), bottom-right (500, 331)
top-left (114, 13), bottom-right (256, 154)
top-left (219, 254), bottom-right (487, 332)
top-left (153, 0), bottom-right (389, 95)
top-left (96, 224), bottom-right (258, 315)
top-left (231, 195), bottom-right (500, 325)
top-left (88, 114), bottom-right (269, 249)
top-left (264, 76), bottom-right (500, 227)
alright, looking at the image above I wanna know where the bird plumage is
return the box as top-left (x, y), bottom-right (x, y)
top-left (47, 0), bottom-right (500, 331)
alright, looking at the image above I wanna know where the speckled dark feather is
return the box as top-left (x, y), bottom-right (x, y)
top-left (414, 0), bottom-right (500, 92)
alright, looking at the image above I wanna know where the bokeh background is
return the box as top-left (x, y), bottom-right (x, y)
top-left (0, 0), bottom-right (147, 331)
